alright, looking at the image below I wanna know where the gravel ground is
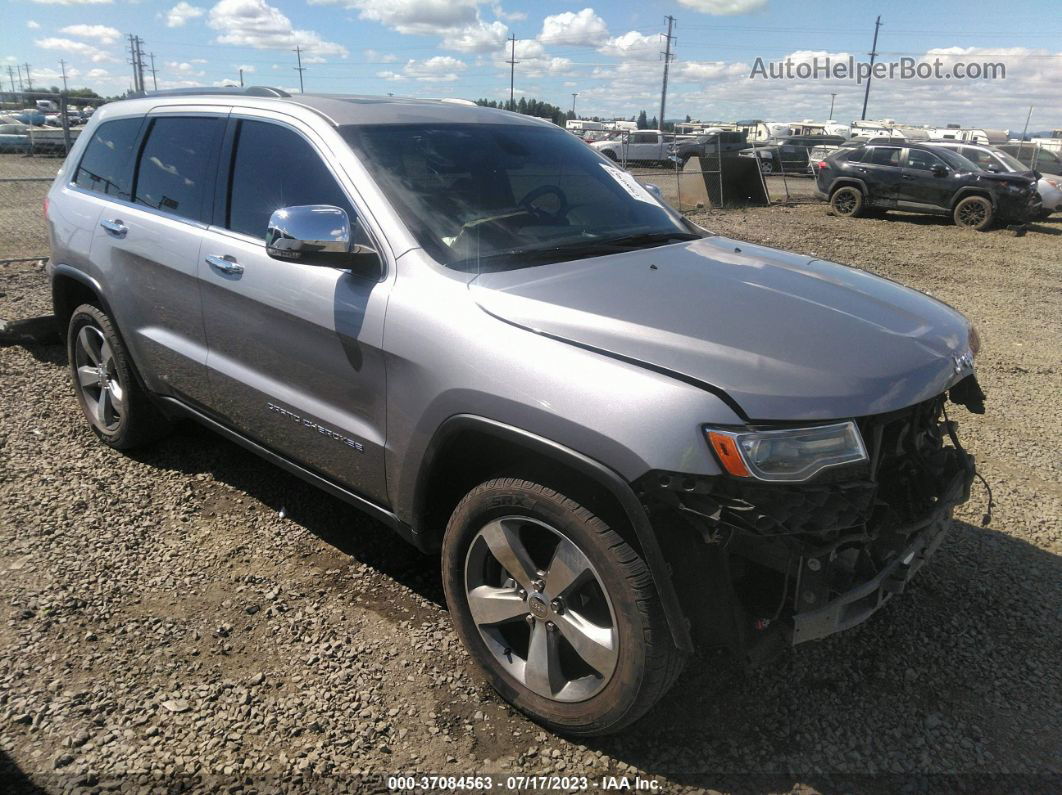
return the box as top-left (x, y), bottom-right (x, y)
top-left (1, 202), bottom-right (1060, 792)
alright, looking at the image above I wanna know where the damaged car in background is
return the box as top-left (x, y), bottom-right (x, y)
top-left (48, 90), bottom-right (987, 735)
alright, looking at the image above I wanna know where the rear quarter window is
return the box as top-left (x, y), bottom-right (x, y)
top-left (73, 118), bottom-right (143, 200)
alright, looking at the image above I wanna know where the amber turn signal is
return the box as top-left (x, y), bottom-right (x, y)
top-left (707, 430), bottom-right (751, 477)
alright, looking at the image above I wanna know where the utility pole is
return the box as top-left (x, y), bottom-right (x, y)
top-left (59, 59), bottom-right (69, 92)
top-left (571, 93), bottom-right (578, 116)
top-left (293, 46), bottom-right (306, 93)
top-left (128, 35), bottom-right (141, 93)
top-left (23, 63), bottom-right (33, 91)
top-left (829, 92), bottom-right (837, 120)
top-left (860, 16), bottom-right (882, 120)
top-left (506, 35), bottom-right (518, 111)
top-left (8, 65), bottom-right (17, 93)
top-left (135, 37), bottom-right (146, 93)
top-left (148, 52), bottom-right (158, 91)
top-left (659, 16), bottom-right (676, 132)
top-left (239, 67), bottom-right (244, 87)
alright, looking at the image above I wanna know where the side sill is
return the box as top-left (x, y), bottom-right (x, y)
top-left (157, 396), bottom-right (429, 553)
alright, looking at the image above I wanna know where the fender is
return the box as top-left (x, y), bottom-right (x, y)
top-left (950, 187), bottom-right (995, 209)
top-left (415, 414), bottom-right (695, 652)
top-left (827, 176), bottom-right (869, 196)
top-left (49, 263), bottom-right (114, 321)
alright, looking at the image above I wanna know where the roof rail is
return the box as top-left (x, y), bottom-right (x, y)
top-left (133, 86), bottom-right (291, 99)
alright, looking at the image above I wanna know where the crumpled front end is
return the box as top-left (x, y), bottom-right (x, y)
top-left (639, 384), bottom-right (981, 660)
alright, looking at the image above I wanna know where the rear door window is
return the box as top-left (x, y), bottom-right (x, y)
top-left (906, 149), bottom-right (945, 171)
top-left (225, 119), bottom-right (355, 240)
top-left (868, 147), bottom-right (901, 167)
top-left (73, 118), bottom-right (143, 200)
top-left (133, 116), bottom-right (224, 222)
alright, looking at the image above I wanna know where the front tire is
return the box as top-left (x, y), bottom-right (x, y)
top-left (441, 478), bottom-right (684, 736)
top-left (953, 195), bottom-right (994, 230)
top-left (67, 303), bottom-right (170, 449)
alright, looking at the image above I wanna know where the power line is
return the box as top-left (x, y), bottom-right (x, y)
top-left (861, 16), bottom-right (883, 120)
top-left (149, 52), bottom-right (159, 91)
top-left (59, 59), bottom-right (69, 92)
top-left (659, 15), bottom-right (676, 130)
top-left (506, 34), bottom-right (518, 110)
top-left (23, 63), bottom-right (32, 91)
top-left (293, 45), bottom-right (306, 93)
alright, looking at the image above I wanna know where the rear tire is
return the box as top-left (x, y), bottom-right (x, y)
top-left (830, 186), bottom-right (865, 218)
top-left (953, 195), bottom-right (994, 231)
top-left (67, 303), bottom-right (170, 450)
top-left (441, 478), bottom-right (684, 736)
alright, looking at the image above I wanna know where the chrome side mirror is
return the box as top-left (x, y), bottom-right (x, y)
top-left (266, 205), bottom-right (377, 267)
top-left (644, 183), bottom-right (664, 200)
top-left (931, 164), bottom-right (948, 177)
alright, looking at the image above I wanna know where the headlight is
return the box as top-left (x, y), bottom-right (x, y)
top-left (705, 421), bottom-right (868, 482)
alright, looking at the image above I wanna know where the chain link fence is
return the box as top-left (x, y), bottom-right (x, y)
top-left (1, 93), bottom-right (105, 264)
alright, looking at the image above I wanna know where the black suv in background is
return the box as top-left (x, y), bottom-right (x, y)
top-left (742, 135), bottom-right (847, 174)
top-left (815, 141), bottom-right (1038, 230)
top-left (669, 130), bottom-right (748, 165)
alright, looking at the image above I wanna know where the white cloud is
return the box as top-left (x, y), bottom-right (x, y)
top-left (59, 24), bottom-right (121, 44)
top-left (34, 37), bottom-right (118, 63)
top-left (677, 0), bottom-right (768, 14)
top-left (491, 3), bottom-right (525, 22)
top-left (493, 40), bottom-right (572, 78)
top-left (311, 0), bottom-right (478, 35)
top-left (29, 0), bottom-right (112, 5)
top-left (167, 61), bottom-right (207, 77)
top-left (87, 68), bottom-right (109, 78)
top-left (238, 63), bottom-right (255, 73)
top-left (441, 19), bottom-right (507, 53)
top-left (208, 0), bottom-right (348, 58)
top-left (676, 60), bottom-right (748, 81)
top-left (402, 55), bottom-right (468, 82)
top-left (166, 2), bottom-right (205, 27)
top-left (598, 31), bottom-right (660, 61)
top-left (364, 48), bottom-right (398, 63)
top-left (539, 8), bottom-right (609, 47)
top-left (27, 20), bottom-right (41, 29)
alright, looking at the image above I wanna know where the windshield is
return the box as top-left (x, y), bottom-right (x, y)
top-left (340, 123), bottom-right (696, 271)
top-left (992, 150), bottom-right (1031, 172)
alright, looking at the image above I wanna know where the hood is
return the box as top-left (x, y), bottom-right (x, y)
top-left (470, 237), bottom-right (974, 421)
top-left (973, 170), bottom-right (1036, 188)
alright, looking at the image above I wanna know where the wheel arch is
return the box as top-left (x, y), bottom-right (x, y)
top-left (950, 187), bottom-right (995, 209)
top-left (414, 415), bottom-right (694, 652)
top-left (828, 177), bottom-right (867, 197)
top-left (51, 264), bottom-right (112, 330)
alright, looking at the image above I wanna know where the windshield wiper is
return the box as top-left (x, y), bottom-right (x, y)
top-left (454, 230), bottom-right (702, 271)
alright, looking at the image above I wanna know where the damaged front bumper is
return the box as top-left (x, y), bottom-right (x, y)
top-left (794, 484), bottom-right (960, 645)
top-left (640, 390), bottom-right (979, 658)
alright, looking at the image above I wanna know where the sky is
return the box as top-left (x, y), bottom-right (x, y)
top-left (1, 0), bottom-right (1060, 131)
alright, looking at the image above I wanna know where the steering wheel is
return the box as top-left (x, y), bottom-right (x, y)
top-left (518, 184), bottom-right (570, 222)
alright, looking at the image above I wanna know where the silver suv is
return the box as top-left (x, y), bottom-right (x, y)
top-left (46, 88), bottom-right (985, 735)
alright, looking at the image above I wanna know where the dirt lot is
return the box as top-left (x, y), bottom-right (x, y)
top-left (1, 199), bottom-right (1060, 792)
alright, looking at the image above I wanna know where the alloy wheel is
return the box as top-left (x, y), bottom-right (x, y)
top-left (463, 516), bottom-right (619, 702)
top-left (834, 191), bottom-right (857, 215)
top-left (74, 324), bottom-right (125, 432)
top-left (958, 201), bottom-right (987, 227)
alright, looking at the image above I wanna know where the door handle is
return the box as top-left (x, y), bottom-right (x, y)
top-left (902, 174), bottom-right (915, 180)
top-left (205, 254), bottom-right (244, 275)
top-left (99, 218), bottom-right (127, 237)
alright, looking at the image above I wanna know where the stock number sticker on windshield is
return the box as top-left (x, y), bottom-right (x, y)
top-left (600, 163), bottom-right (661, 206)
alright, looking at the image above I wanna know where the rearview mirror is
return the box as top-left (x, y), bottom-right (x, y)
top-left (266, 205), bottom-right (378, 267)
top-left (931, 164), bottom-right (948, 177)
